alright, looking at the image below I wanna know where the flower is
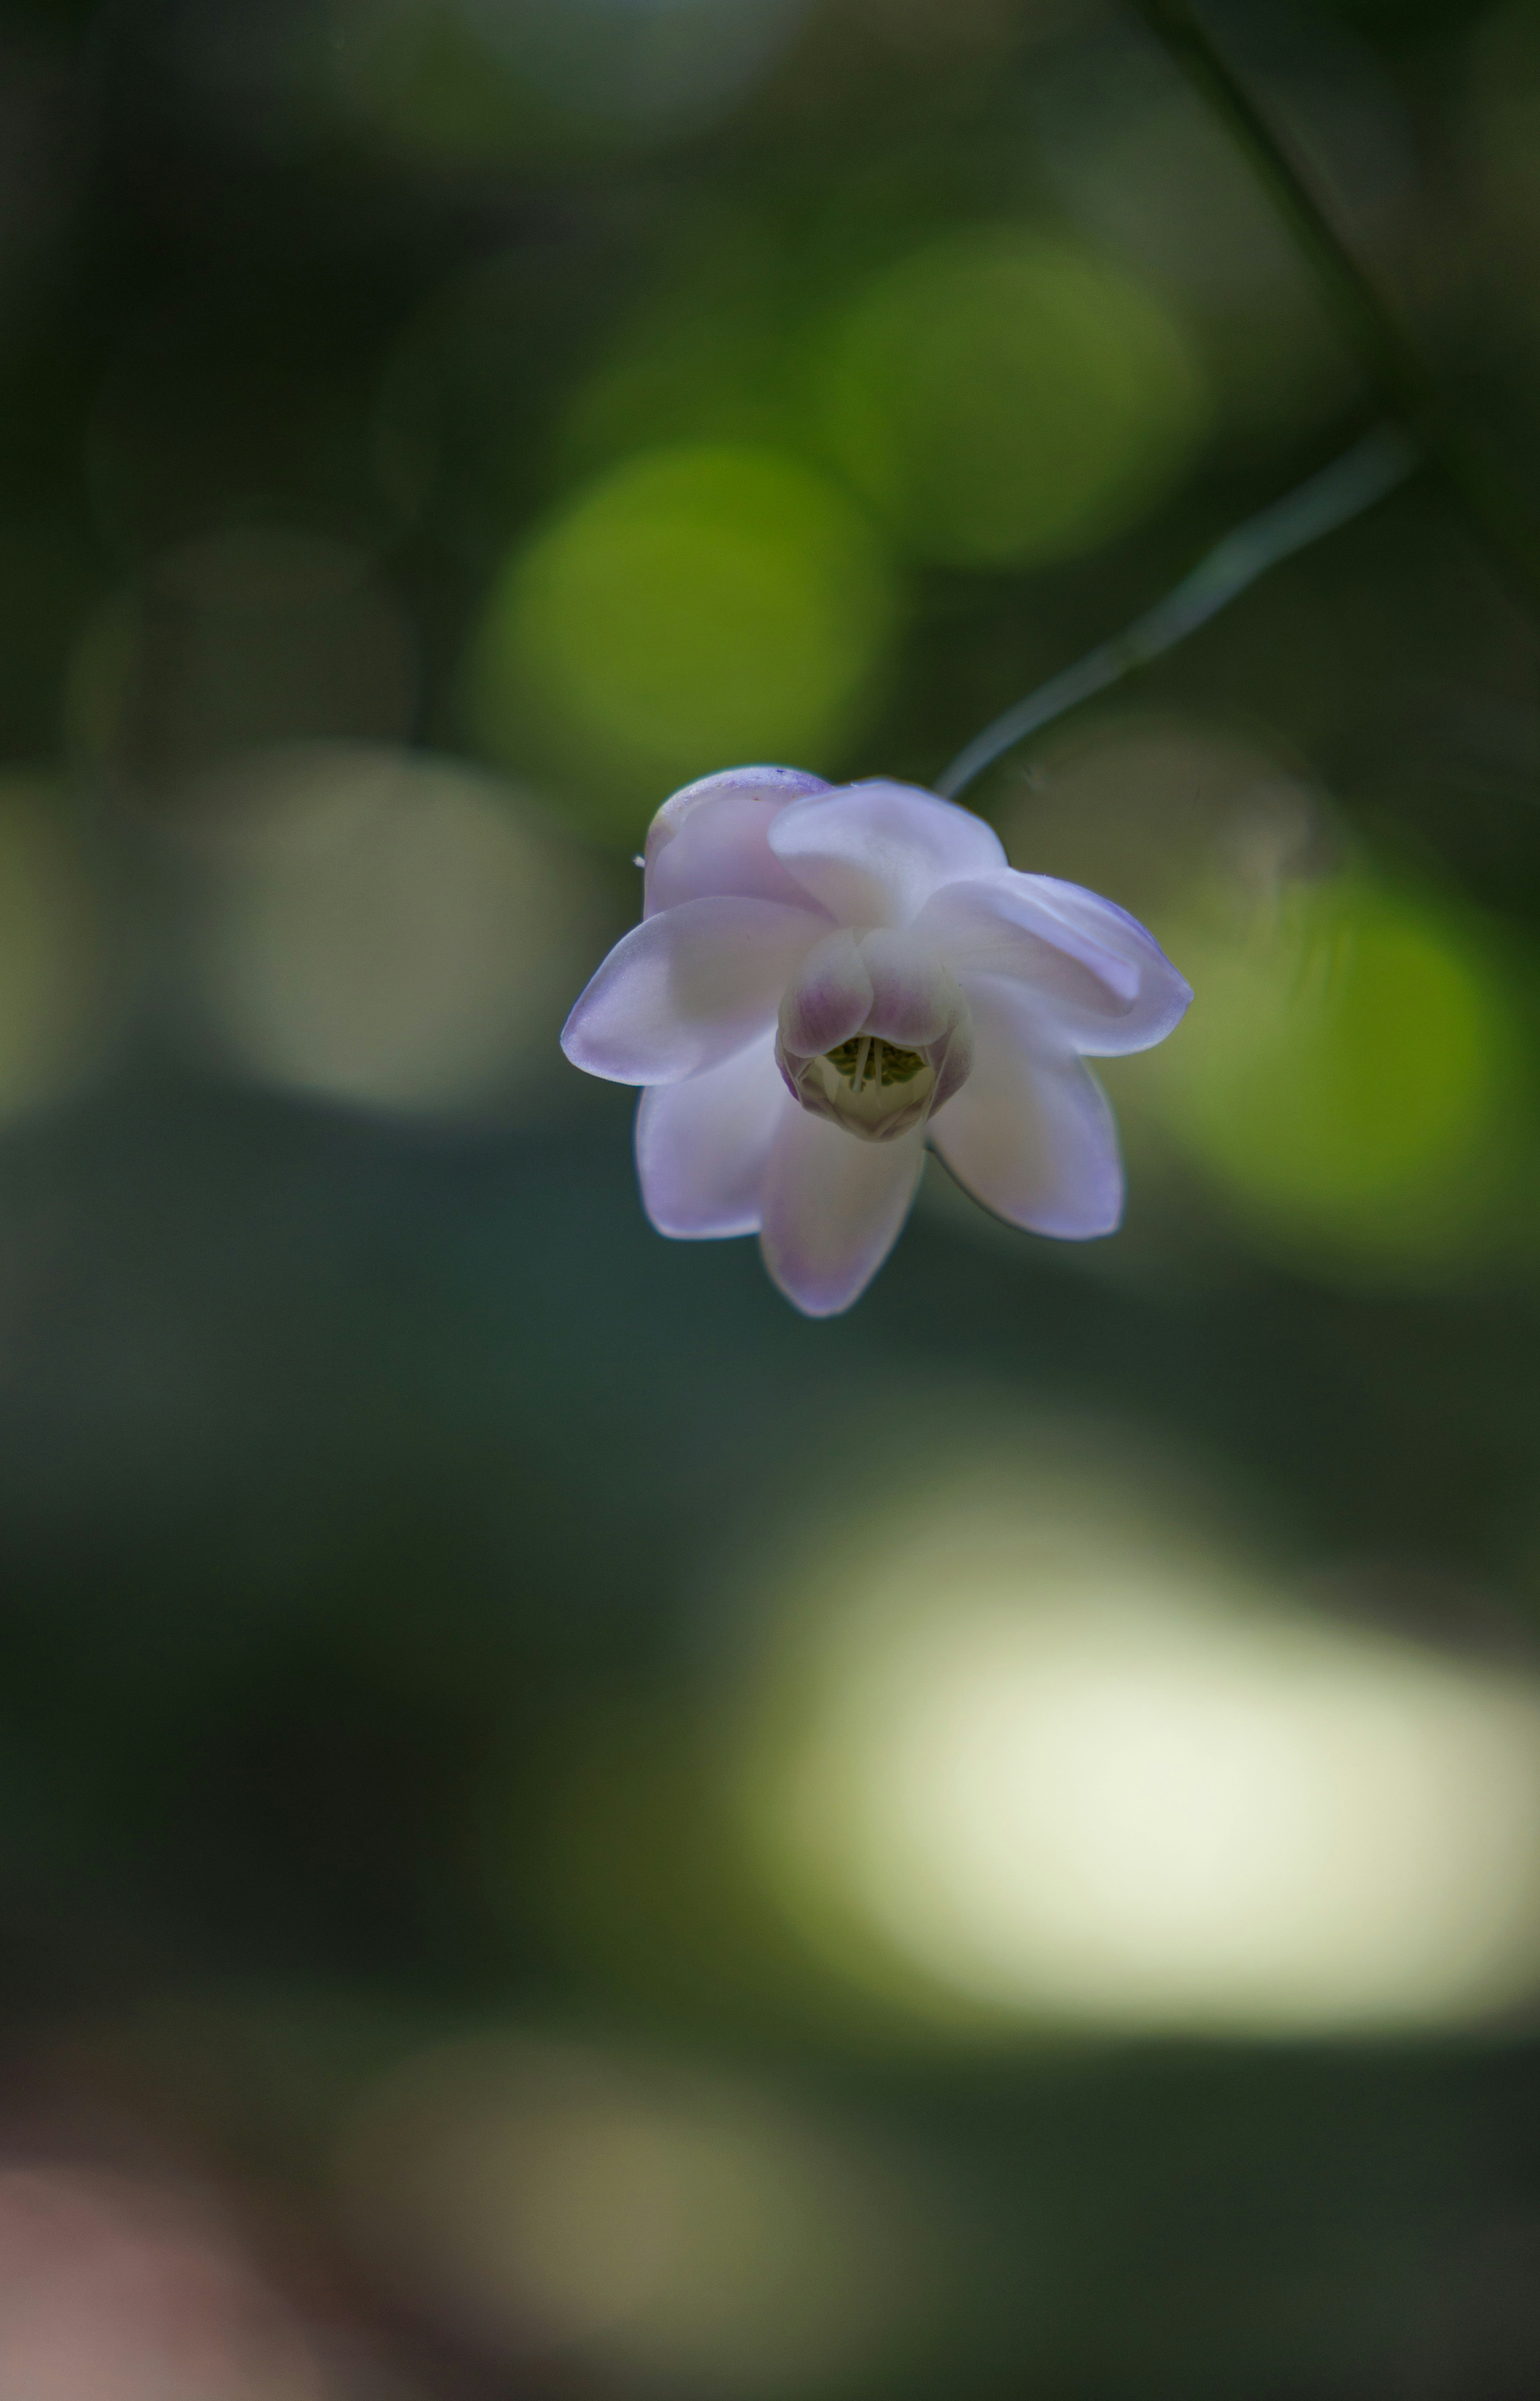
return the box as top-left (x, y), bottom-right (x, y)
top-left (561, 766), bottom-right (1192, 1316)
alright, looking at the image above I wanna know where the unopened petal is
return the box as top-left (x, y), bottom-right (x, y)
top-left (561, 896), bottom-right (826, 1085)
top-left (930, 980), bottom-right (1124, 1238)
top-left (759, 1108), bottom-right (925, 1316)
top-left (779, 929), bottom-right (874, 1057)
top-left (635, 1034), bottom-right (789, 1237)
top-left (858, 927), bottom-right (962, 1045)
top-left (768, 779), bottom-right (1006, 929)
top-left (918, 870), bottom-right (1191, 1055)
top-left (644, 765), bottom-right (831, 918)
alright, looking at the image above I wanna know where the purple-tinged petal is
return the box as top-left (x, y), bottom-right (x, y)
top-left (643, 766), bottom-right (831, 917)
top-left (779, 930), bottom-right (874, 1057)
top-left (917, 869), bottom-right (1191, 1055)
top-left (930, 979), bottom-right (1124, 1238)
top-left (929, 1007), bottom-right (975, 1115)
top-left (858, 928), bottom-right (961, 1046)
top-left (759, 1108), bottom-right (925, 1317)
top-left (561, 896), bottom-right (826, 1085)
top-left (768, 779), bottom-right (1006, 929)
top-left (635, 1033), bottom-right (789, 1238)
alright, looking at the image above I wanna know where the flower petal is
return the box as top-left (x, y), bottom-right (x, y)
top-left (858, 928), bottom-right (961, 1046)
top-left (635, 1033), bottom-right (789, 1237)
top-left (779, 929), bottom-right (874, 1056)
top-left (644, 766), bottom-right (831, 917)
top-left (561, 896), bottom-right (826, 1084)
top-left (759, 1109), bottom-right (925, 1316)
top-left (916, 870), bottom-right (1191, 1055)
top-left (768, 779), bottom-right (1006, 929)
top-left (930, 980), bottom-right (1124, 1238)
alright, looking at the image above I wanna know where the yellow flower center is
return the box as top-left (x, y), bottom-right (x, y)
top-left (778, 1031), bottom-right (937, 1140)
top-left (823, 1035), bottom-right (927, 1089)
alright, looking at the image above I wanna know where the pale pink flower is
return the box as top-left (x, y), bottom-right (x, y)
top-left (561, 767), bottom-right (1191, 1316)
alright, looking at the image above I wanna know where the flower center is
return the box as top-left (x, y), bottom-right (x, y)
top-left (775, 1029), bottom-right (939, 1142)
top-left (824, 1034), bottom-right (927, 1090)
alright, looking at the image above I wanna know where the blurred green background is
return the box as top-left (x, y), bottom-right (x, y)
top-left (7, 0), bottom-right (1540, 2391)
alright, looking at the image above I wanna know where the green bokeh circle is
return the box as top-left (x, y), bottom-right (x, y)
top-left (1154, 879), bottom-right (1522, 1270)
top-left (817, 226), bottom-right (1210, 569)
top-left (470, 442), bottom-right (900, 834)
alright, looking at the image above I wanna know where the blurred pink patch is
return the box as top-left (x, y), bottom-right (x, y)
top-left (0, 2167), bottom-right (327, 2401)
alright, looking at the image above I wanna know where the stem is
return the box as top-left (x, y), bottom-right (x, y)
top-left (939, 421), bottom-right (1416, 800)
top-left (1126, 0), bottom-right (1540, 611)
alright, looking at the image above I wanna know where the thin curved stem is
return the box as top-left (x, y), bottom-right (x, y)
top-left (938, 421), bottom-right (1416, 800)
top-left (1127, 0), bottom-right (1540, 614)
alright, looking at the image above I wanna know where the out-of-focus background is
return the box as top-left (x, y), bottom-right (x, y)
top-left (6, 0), bottom-right (1540, 2391)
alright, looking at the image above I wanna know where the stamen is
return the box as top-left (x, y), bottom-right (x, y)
top-left (779, 1030), bottom-right (944, 1142)
top-left (824, 1036), bottom-right (926, 1088)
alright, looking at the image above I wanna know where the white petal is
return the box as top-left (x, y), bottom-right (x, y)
top-left (635, 1034), bottom-right (788, 1237)
top-left (644, 766), bottom-right (831, 919)
top-left (916, 870), bottom-right (1191, 1056)
top-left (858, 927), bottom-right (961, 1045)
top-left (780, 930), bottom-right (874, 1056)
top-left (768, 779), bottom-right (1006, 929)
top-left (759, 1108), bottom-right (925, 1317)
top-left (930, 980), bottom-right (1124, 1238)
top-left (561, 896), bottom-right (826, 1085)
